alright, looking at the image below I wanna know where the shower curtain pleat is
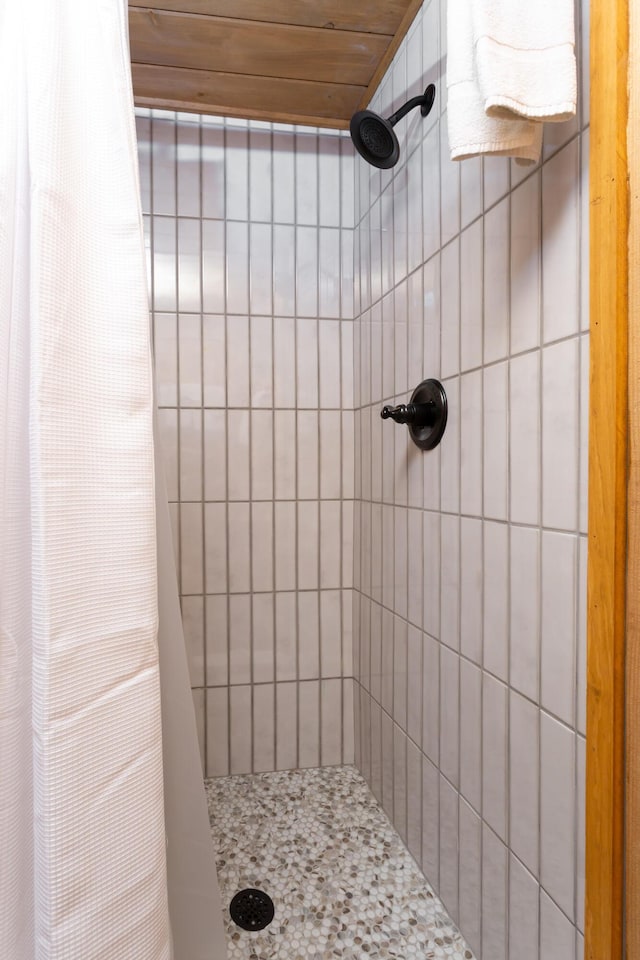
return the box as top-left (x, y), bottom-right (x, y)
top-left (0, 1), bottom-right (171, 957)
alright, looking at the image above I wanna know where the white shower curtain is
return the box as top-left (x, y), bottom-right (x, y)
top-left (0, 1), bottom-right (171, 956)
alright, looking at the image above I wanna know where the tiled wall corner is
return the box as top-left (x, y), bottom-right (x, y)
top-left (138, 111), bottom-right (356, 777)
top-left (352, 1), bottom-right (589, 958)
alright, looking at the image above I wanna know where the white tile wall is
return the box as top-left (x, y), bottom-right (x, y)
top-left (138, 111), bottom-right (355, 777)
top-left (352, 1), bottom-right (588, 958)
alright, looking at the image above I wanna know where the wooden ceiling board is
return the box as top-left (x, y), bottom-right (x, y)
top-left (128, 0), bottom-right (420, 126)
top-left (132, 63), bottom-right (358, 128)
top-left (129, 10), bottom-right (388, 85)
top-left (129, 0), bottom-right (409, 36)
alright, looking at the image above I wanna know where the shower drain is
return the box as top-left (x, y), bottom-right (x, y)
top-left (229, 888), bottom-right (275, 931)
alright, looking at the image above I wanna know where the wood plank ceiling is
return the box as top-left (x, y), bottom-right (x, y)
top-left (129, 0), bottom-right (423, 128)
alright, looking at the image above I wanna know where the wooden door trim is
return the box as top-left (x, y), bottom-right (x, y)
top-left (585, 0), bottom-right (628, 958)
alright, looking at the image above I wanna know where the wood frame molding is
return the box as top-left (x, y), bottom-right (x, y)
top-left (585, 0), bottom-right (629, 958)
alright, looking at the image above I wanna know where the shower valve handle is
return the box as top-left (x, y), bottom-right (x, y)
top-left (380, 401), bottom-right (435, 427)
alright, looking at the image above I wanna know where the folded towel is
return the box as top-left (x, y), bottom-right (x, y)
top-left (473, 0), bottom-right (577, 122)
top-left (447, 0), bottom-right (543, 163)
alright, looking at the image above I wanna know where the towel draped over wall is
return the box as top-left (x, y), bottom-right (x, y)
top-left (447, 0), bottom-right (577, 163)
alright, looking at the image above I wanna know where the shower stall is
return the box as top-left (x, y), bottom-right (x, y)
top-left (138, 0), bottom-right (588, 955)
top-left (0, 0), bottom-right (589, 956)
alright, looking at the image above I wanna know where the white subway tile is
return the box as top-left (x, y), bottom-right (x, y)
top-left (252, 593), bottom-right (274, 684)
top-left (226, 221), bottom-right (249, 315)
top-left (540, 890), bottom-right (576, 960)
top-left (204, 502), bottom-right (227, 594)
top-left (422, 634), bottom-right (440, 765)
top-left (439, 776), bottom-right (460, 921)
top-left (298, 501), bottom-right (319, 590)
top-left (202, 220), bottom-right (226, 315)
top-left (250, 223), bottom-right (273, 316)
top-left (460, 220), bottom-right (483, 371)
top-left (393, 616), bottom-right (408, 731)
top-left (510, 691), bottom-right (540, 875)
top-left (178, 313), bottom-right (202, 407)
top-left (157, 407), bottom-right (178, 501)
top-left (459, 800), bottom-right (482, 956)
top-left (440, 514), bottom-right (460, 651)
top-left (178, 219), bottom-right (201, 313)
top-left (342, 677), bottom-right (355, 763)
top-left (460, 518), bottom-right (482, 663)
top-left (273, 316), bottom-right (296, 408)
top-left (154, 313), bottom-right (178, 406)
top-left (482, 827), bottom-right (508, 960)
top-left (229, 685), bottom-right (252, 774)
top-left (299, 679), bottom-right (320, 768)
top-left (440, 240), bottom-right (460, 379)
top-left (274, 501), bottom-right (296, 592)
top-left (510, 525), bottom-right (540, 702)
top-left (460, 370), bottom-right (483, 516)
top-left (249, 126), bottom-right (272, 223)
top-left (319, 229), bottom-right (341, 319)
top-left (542, 338), bottom-right (579, 530)
top-left (320, 411), bottom-right (342, 499)
top-left (179, 409), bottom-right (202, 502)
top-left (182, 595), bottom-right (204, 687)
top-left (484, 198), bottom-right (510, 363)
top-left (253, 683), bottom-right (275, 773)
top-left (296, 317), bottom-right (319, 408)
top-left (541, 712), bottom-right (576, 919)
top-left (224, 124), bottom-right (248, 221)
top-left (228, 502), bottom-right (251, 593)
top-left (273, 225), bottom-right (296, 316)
top-left (296, 132), bottom-right (318, 225)
top-left (483, 361), bottom-right (509, 519)
top-left (251, 501), bottom-right (273, 593)
top-left (296, 227), bottom-right (319, 318)
top-left (206, 688), bottom-right (229, 777)
top-left (541, 531), bottom-right (577, 724)
top-left (483, 674), bottom-right (508, 839)
top-left (229, 594), bottom-right (251, 685)
top-left (320, 500), bottom-right (342, 590)
top-left (226, 315), bottom-right (250, 407)
top-left (202, 313), bottom-right (226, 406)
top-left (483, 520), bottom-right (509, 682)
top-left (321, 678), bottom-right (342, 766)
top-left (422, 756), bottom-right (440, 886)
top-left (319, 320), bottom-right (341, 407)
top-left (251, 410), bottom-right (274, 501)
top-left (511, 173), bottom-right (541, 354)
top-left (201, 123), bottom-right (225, 220)
top-left (461, 155), bottom-right (483, 229)
top-left (440, 646), bottom-right (460, 787)
top-left (298, 591), bottom-right (319, 680)
top-left (542, 139), bottom-right (580, 342)
top-left (460, 660), bottom-right (482, 812)
top-left (226, 410), bottom-right (250, 501)
top-left (509, 856), bottom-right (540, 960)
top-left (393, 725), bottom-right (408, 842)
top-left (152, 118), bottom-right (176, 215)
top-left (510, 351), bottom-right (541, 526)
top-left (440, 119), bottom-right (461, 244)
top-left (423, 128), bottom-right (441, 262)
top-left (297, 410), bottom-right (319, 500)
top-left (275, 682), bottom-right (297, 769)
top-left (273, 130), bottom-right (296, 223)
top-left (440, 377), bottom-right (460, 513)
top-left (180, 502), bottom-right (203, 594)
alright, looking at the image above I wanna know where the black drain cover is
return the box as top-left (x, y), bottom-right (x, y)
top-left (229, 888), bottom-right (275, 931)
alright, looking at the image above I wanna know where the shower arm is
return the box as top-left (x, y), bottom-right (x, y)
top-left (387, 85), bottom-right (435, 126)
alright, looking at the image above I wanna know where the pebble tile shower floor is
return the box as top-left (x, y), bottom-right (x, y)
top-left (205, 766), bottom-right (475, 960)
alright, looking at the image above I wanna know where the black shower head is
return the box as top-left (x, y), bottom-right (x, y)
top-left (349, 84), bottom-right (436, 169)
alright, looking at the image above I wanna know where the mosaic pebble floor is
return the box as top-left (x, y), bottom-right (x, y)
top-left (205, 765), bottom-right (475, 960)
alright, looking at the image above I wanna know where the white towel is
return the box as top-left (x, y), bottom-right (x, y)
top-left (447, 0), bottom-right (543, 163)
top-left (473, 0), bottom-right (577, 122)
top-left (447, 0), bottom-right (576, 163)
